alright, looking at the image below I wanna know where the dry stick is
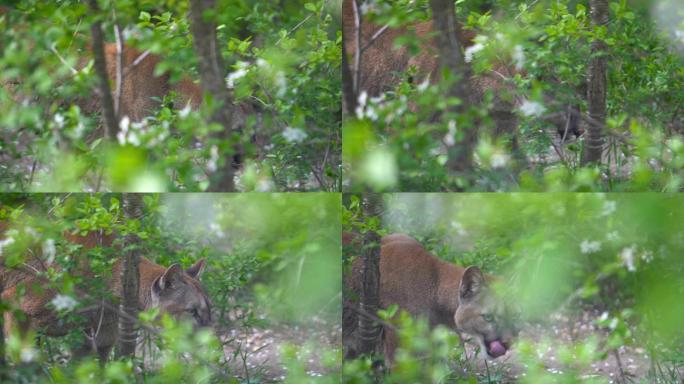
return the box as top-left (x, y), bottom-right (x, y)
top-left (344, 302), bottom-right (396, 332)
top-left (614, 349), bottom-right (627, 384)
top-left (49, 44), bottom-right (79, 75)
top-left (113, 23), bottom-right (124, 118)
top-left (274, 12), bottom-right (314, 46)
top-left (123, 50), bottom-right (151, 77)
top-left (359, 24), bottom-right (390, 54)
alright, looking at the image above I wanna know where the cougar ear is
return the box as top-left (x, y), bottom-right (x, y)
top-left (152, 263), bottom-right (183, 297)
top-left (185, 259), bottom-right (206, 279)
top-left (459, 266), bottom-right (486, 301)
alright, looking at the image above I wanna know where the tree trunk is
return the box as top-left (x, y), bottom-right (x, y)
top-left (582, 0), bottom-right (609, 166)
top-left (0, 276), bottom-right (5, 376)
top-left (428, 0), bottom-right (476, 173)
top-left (87, 0), bottom-right (119, 141)
top-left (358, 194), bottom-right (382, 356)
top-left (116, 193), bottom-right (143, 358)
top-left (341, 38), bottom-right (358, 117)
top-left (188, 0), bottom-right (238, 191)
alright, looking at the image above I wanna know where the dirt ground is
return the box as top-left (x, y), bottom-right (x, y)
top-left (465, 309), bottom-right (678, 383)
top-left (221, 315), bottom-right (341, 382)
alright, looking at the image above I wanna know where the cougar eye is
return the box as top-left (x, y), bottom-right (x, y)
top-left (482, 313), bottom-right (494, 322)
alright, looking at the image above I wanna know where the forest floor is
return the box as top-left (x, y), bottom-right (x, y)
top-left (465, 308), bottom-right (680, 383)
top-left (221, 315), bottom-right (341, 383)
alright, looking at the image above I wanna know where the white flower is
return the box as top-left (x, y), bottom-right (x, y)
top-left (207, 145), bottom-right (219, 173)
top-left (209, 222), bottom-right (225, 238)
top-left (275, 70), bottom-right (287, 97)
top-left (464, 42), bottom-right (485, 63)
top-left (675, 30), bottom-right (684, 44)
top-left (0, 236), bottom-right (15, 255)
top-left (119, 115), bottom-right (130, 132)
top-left (620, 246), bottom-right (637, 272)
top-left (599, 311), bottom-right (609, 321)
top-left (606, 231), bottom-right (619, 241)
top-left (580, 240), bottom-right (602, 254)
top-left (20, 347), bottom-right (38, 363)
top-left (54, 113), bottom-right (65, 128)
top-left (282, 127), bottom-right (308, 143)
top-left (444, 120), bottom-right (457, 146)
top-left (609, 317), bottom-right (619, 330)
top-left (225, 61), bottom-right (250, 88)
top-left (512, 44), bottom-right (525, 70)
top-left (364, 106), bottom-right (378, 121)
top-left (355, 91), bottom-right (369, 119)
top-left (641, 251), bottom-right (653, 263)
top-left (179, 104), bottom-right (192, 119)
top-left (450, 221), bottom-right (467, 236)
top-left (73, 122), bottom-right (85, 139)
top-left (491, 152), bottom-right (509, 168)
top-left (128, 131), bottom-right (140, 146)
top-left (417, 78), bottom-right (430, 92)
top-left (519, 100), bottom-right (546, 117)
top-left (601, 200), bottom-right (617, 216)
top-left (51, 294), bottom-right (78, 311)
top-left (116, 116), bottom-right (131, 145)
top-left (256, 178), bottom-right (275, 192)
top-left (43, 239), bottom-right (56, 264)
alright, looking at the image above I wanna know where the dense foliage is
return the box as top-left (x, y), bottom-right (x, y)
top-left (0, 193), bottom-right (341, 383)
top-left (343, 193), bottom-right (684, 383)
top-left (0, 0), bottom-right (341, 192)
top-left (343, 0), bottom-right (684, 191)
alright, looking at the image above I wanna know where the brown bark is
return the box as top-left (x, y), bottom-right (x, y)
top-left (0, 275), bottom-right (5, 375)
top-left (582, 0), bottom-right (609, 166)
top-left (188, 0), bottom-right (238, 191)
top-left (428, 0), bottom-right (476, 172)
top-left (87, 0), bottom-right (119, 141)
top-left (342, 36), bottom-right (358, 117)
top-left (116, 193), bottom-right (143, 358)
top-left (358, 194), bottom-right (382, 356)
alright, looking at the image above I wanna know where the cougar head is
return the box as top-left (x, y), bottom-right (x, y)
top-left (150, 259), bottom-right (212, 328)
top-left (454, 266), bottom-right (518, 359)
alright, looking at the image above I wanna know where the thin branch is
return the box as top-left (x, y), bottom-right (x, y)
top-left (275, 13), bottom-right (314, 46)
top-left (359, 24), bottom-right (390, 54)
top-left (352, 0), bottom-right (362, 96)
top-left (113, 22), bottom-right (124, 117)
top-left (50, 44), bottom-right (79, 75)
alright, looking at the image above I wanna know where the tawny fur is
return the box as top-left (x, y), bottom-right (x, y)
top-left (343, 233), bottom-right (516, 367)
top-left (1, 227), bottom-right (211, 360)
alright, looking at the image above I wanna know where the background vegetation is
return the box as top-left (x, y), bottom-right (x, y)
top-left (0, 0), bottom-right (341, 192)
top-left (0, 193), bottom-right (341, 383)
top-left (343, 193), bottom-right (684, 383)
top-left (343, 0), bottom-right (684, 192)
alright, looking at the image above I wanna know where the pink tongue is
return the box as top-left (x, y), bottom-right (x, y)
top-left (488, 340), bottom-right (506, 358)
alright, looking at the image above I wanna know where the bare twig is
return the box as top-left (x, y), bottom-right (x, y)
top-left (352, 0), bottom-right (362, 96)
top-left (50, 43), bottom-right (79, 75)
top-left (113, 22), bottom-right (124, 117)
top-left (359, 24), bottom-right (390, 54)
